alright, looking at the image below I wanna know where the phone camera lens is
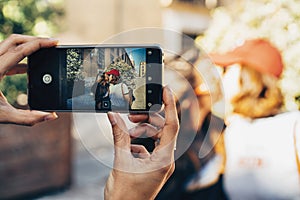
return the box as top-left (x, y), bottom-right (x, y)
top-left (147, 50), bottom-right (152, 56)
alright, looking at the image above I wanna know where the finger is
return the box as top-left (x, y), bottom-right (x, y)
top-left (13, 37), bottom-right (58, 56)
top-left (166, 162), bottom-right (175, 180)
top-left (129, 123), bottom-right (161, 139)
top-left (0, 34), bottom-right (38, 55)
top-left (5, 63), bottom-right (27, 75)
top-left (0, 91), bottom-right (58, 126)
top-left (129, 112), bottom-right (166, 129)
top-left (128, 113), bottom-right (148, 123)
top-left (148, 113), bottom-right (165, 129)
top-left (1, 110), bottom-right (58, 126)
top-left (0, 37), bottom-right (58, 75)
top-left (155, 86), bottom-right (179, 150)
top-left (131, 144), bottom-right (150, 159)
top-left (107, 112), bottom-right (131, 152)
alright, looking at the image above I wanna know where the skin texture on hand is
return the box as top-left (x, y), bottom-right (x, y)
top-left (104, 86), bottom-right (179, 200)
top-left (0, 34), bottom-right (58, 126)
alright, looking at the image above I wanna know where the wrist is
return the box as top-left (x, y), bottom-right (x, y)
top-left (104, 171), bottom-right (156, 200)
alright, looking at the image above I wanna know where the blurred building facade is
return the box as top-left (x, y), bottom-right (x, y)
top-left (58, 0), bottom-right (229, 49)
top-left (59, 0), bottom-right (162, 43)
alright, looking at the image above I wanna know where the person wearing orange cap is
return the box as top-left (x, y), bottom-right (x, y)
top-left (210, 39), bottom-right (284, 118)
top-left (106, 69), bottom-right (120, 77)
top-left (210, 39), bottom-right (300, 199)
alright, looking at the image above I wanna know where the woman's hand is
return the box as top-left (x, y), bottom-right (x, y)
top-left (0, 34), bottom-right (58, 125)
top-left (105, 86), bottom-right (179, 200)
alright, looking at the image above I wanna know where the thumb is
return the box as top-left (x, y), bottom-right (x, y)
top-left (107, 112), bottom-right (131, 153)
top-left (0, 92), bottom-right (57, 126)
top-left (8, 109), bottom-right (58, 126)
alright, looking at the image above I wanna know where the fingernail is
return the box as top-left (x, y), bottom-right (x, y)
top-left (107, 112), bottom-right (117, 125)
top-left (44, 112), bottom-right (58, 121)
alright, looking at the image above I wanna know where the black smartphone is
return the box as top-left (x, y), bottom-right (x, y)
top-left (28, 45), bottom-right (163, 113)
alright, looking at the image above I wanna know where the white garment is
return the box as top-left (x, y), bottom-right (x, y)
top-left (185, 154), bottom-right (223, 191)
top-left (224, 111), bottom-right (300, 200)
top-left (109, 83), bottom-right (129, 108)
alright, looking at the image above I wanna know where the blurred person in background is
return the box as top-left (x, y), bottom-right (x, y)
top-left (156, 48), bottom-right (228, 200)
top-left (210, 38), bottom-right (300, 199)
top-left (157, 38), bottom-right (300, 200)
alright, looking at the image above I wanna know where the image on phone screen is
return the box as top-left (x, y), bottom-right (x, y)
top-left (67, 47), bottom-right (147, 111)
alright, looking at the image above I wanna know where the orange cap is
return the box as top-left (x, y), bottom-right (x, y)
top-left (106, 69), bottom-right (120, 76)
top-left (209, 39), bottom-right (283, 78)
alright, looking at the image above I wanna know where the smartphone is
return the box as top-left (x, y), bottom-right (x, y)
top-left (28, 45), bottom-right (163, 113)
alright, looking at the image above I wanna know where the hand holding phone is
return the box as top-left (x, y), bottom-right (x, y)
top-left (0, 34), bottom-right (58, 126)
top-left (28, 45), bottom-right (163, 113)
top-left (105, 86), bottom-right (179, 199)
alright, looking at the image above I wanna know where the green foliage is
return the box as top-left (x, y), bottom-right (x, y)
top-left (0, 0), bottom-right (64, 40)
top-left (66, 49), bottom-right (84, 81)
top-left (0, 0), bottom-right (64, 105)
top-left (0, 74), bottom-right (27, 105)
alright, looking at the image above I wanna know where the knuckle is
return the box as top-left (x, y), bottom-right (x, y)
top-left (113, 127), bottom-right (127, 142)
top-left (170, 163), bottom-right (175, 174)
top-left (25, 119), bottom-right (37, 126)
top-left (21, 120), bottom-right (35, 127)
top-left (9, 34), bottom-right (21, 41)
top-left (168, 121), bottom-right (179, 134)
top-left (158, 166), bottom-right (169, 175)
top-left (23, 115), bottom-right (42, 126)
top-left (166, 163), bottom-right (175, 179)
top-left (159, 163), bottom-right (174, 176)
top-left (10, 43), bottom-right (32, 58)
top-left (174, 121), bottom-right (179, 132)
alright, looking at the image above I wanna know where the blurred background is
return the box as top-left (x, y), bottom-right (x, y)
top-left (1, 0), bottom-right (300, 111)
top-left (1, 0), bottom-right (300, 199)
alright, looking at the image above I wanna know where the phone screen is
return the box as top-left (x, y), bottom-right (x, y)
top-left (28, 45), bottom-right (163, 112)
